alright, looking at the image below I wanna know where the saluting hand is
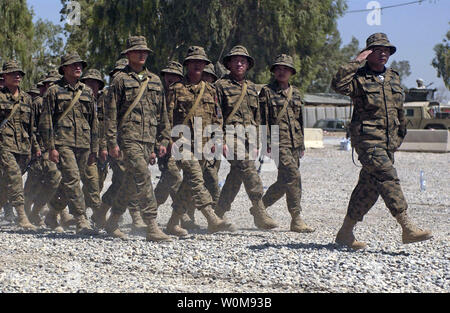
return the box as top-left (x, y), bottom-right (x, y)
top-left (355, 49), bottom-right (372, 62)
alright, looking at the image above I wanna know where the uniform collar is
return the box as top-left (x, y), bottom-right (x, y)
top-left (269, 80), bottom-right (291, 95)
top-left (1, 86), bottom-right (25, 101)
top-left (61, 77), bottom-right (83, 91)
top-left (125, 65), bottom-right (150, 82)
top-left (224, 74), bottom-right (247, 86)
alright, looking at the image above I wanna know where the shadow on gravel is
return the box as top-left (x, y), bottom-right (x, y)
top-left (247, 242), bottom-right (411, 256)
top-left (248, 242), bottom-right (337, 251)
top-left (0, 226), bottom-right (112, 240)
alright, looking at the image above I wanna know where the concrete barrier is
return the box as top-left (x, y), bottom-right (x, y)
top-left (398, 129), bottom-right (450, 153)
top-left (304, 128), bottom-right (324, 148)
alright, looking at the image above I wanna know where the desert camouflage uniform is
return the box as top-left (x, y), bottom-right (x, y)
top-left (331, 59), bottom-right (407, 221)
top-left (23, 93), bottom-right (61, 213)
top-left (259, 80), bottom-right (305, 215)
top-left (154, 61), bottom-right (183, 207)
top-left (39, 74), bottom-right (99, 223)
top-left (168, 77), bottom-right (222, 215)
top-left (0, 86), bottom-right (39, 208)
top-left (215, 74), bottom-right (265, 214)
top-left (79, 70), bottom-right (105, 216)
top-left (105, 64), bottom-right (170, 223)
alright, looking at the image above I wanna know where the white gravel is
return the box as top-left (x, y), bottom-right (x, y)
top-left (1, 136), bottom-right (448, 293)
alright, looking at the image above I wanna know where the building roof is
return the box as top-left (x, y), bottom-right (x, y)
top-left (303, 93), bottom-right (351, 106)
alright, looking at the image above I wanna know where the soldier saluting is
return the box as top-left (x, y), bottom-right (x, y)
top-left (331, 33), bottom-right (432, 249)
top-left (0, 61), bottom-right (41, 231)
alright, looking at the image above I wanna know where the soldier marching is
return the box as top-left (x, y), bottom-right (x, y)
top-left (0, 33), bottom-right (433, 249)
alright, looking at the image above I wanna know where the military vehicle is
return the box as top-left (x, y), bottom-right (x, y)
top-left (404, 88), bottom-right (450, 130)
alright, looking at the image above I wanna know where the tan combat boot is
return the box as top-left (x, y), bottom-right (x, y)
top-left (250, 200), bottom-right (278, 230)
top-left (129, 209), bottom-right (147, 233)
top-left (60, 208), bottom-right (76, 229)
top-left (146, 219), bottom-right (172, 242)
top-left (166, 210), bottom-right (188, 237)
top-left (180, 211), bottom-right (201, 230)
top-left (335, 215), bottom-right (367, 250)
top-left (75, 214), bottom-right (98, 236)
top-left (44, 207), bottom-right (64, 233)
top-left (105, 212), bottom-right (128, 240)
top-left (201, 205), bottom-right (235, 234)
top-left (29, 204), bottom-right (45, 227)
top-left (290, 211), bottom-right (315, 233)
top-left (395, 211), bottom-right (433, 244)
top-left (15, 205), bottom-right (37, 231)
top-left (91, 203), bottom-right (110, 229)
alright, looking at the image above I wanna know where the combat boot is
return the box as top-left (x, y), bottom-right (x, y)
top-left (180, 211), bottom-right (201, 230)
top-left (201, 205), bottom-right (235, 234)
top-left (91, 202), bottom-right (110, 229)
top-left (249, 200), bottom-right (278, 230)
top-left (15, 205), bottom-right (37, 231)
top-left (3, 203), bottom-right (16, 222)
top-left (105, 212), bottom-right (127, 240)
top-left (166, 210), bottom-right (188, 237)
top-left (395, 211), bottom-right (433, 244)
top-left (129, 209), bottom-right (147, 233)
top-left (75, 214), bottom-right (98, 236)
top-left (29, 204), bottom-right (45, 227)
top-left (44, 207), bottom-right (64, 233)
top-left (60, 208), bottom-right (76, 229)
top-left (290, 211), bottom-right (315, 233)
top-left (146, 219), bottom-right (172, 242)
top-left (335, 215), bottom-right (367, 250)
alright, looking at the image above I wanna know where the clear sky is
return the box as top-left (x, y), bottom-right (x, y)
top-left (28, 0), bottom-right (449, 93)
top-left (337, 0), bottom-right (449, 93)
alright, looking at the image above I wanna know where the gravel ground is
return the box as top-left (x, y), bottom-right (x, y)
top-left (0, 136), bottom-right (448, 293)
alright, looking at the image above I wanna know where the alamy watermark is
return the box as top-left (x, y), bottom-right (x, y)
top-left (170, 118), bottom-right (281, 167)
top-left (366, 1), bottom-right (381, 26)
top-left (66, 1), bottom-right (81, 26)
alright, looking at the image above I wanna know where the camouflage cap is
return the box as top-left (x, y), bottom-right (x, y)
top-left (42, 70), bottom-right (61, 84)
top-left (160, 60), bottom-right (184, 78)
top-left (28, 87), bottom-right (40, 96)
top-left (183, 46), bottom-right (211, 66)
top-left (109, 58), bottom-right (129, 76)
top-left (270, 54), bottom-right (296, 75)
top-left (58, 51), bottom-right (87, 75)
top-left (1, 60), bottom-right (26, 76)
top-left (364, 32), bottom-right (396, 55)
top-left (121, 36), bottom-right (152, 55)
top-left (81, 69), bottom-right (105, 90)
top-left (203, 63), bottom-right (218, 81)
top-left (223, 45), bottom-right (255, 70)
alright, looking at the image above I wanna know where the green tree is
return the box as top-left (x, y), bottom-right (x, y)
top-left (61, 0), bottom-right (347, 92)
top-left (32, 19), bottom-right (65, 78)
top-left (432, 28), bottom-right (450, 89)
top-left (0, 0), bottom-right (35, 89)
top-left (0, 1), bottom-right (64, 89)
top-left (390, 60), bottom-right (411, 88)
top-left (60, 0), bottom-right (95, 59)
